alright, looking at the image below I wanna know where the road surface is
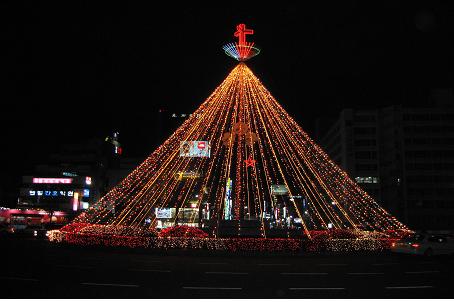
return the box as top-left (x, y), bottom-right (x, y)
top-left (1, 238), bottom-right (453, 298)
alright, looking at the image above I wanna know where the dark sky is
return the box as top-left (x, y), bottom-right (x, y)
top-left (1, 1), bottom-right (453, 202)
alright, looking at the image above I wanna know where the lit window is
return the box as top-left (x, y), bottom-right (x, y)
top-left (355, 176), bottom-right (379, 184)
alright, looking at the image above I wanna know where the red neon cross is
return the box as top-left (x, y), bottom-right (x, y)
top-left (234, 24), bottom-right (254, 46)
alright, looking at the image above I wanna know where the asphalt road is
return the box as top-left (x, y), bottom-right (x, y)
top-left (1, 237), bottom-right (453, 298)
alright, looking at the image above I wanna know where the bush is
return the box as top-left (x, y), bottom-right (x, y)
top-left (305, 229), bottom-right (359, 252)
top-left (60, 222), bottom-right (92, 234)
top-left (60, 223), bottom-right (157, 237)
top-left (329, 229), bottom-right (359, 239)
top-left (158, 225), bottom-right (209, 238)
top-left (79, 224), bottom-right (157, 237)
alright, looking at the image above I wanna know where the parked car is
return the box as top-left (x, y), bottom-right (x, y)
top-left (391, 233), bottom-right (454, 256)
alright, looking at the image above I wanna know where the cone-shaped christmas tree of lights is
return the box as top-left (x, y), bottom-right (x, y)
top-left (74, 24), bottom-right (409, 238)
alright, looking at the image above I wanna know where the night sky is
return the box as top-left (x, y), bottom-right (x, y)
top-left (1, 1), bottom-right (453, 203)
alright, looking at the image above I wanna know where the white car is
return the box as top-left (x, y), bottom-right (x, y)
top-left (391, 233), bottom-right (454, 256)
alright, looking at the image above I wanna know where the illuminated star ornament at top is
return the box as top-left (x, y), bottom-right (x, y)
top-left (223, 23), bottom-right (260, 61)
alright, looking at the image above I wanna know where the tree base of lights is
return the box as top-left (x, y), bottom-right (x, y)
top-left (49, 224), bottom-right (408, 253)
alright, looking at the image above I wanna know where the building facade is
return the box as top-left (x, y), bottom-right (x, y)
top-left (316, 104), bottom-right (454, 230)
top-left (19, 175), bottom-right (95, 213)
top-left (17, 136), bottom-right (124, 219)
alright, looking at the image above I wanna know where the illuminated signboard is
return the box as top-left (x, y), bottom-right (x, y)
top-left (33, 178), bottom-right (73, 184)
top-left (62, 172), bottom-right (78, 177)
top-left (270, 184), bottom-right (289, 196)
top-left (85, 177), bottom-right (92, 185)
top-left (224, 178), bottom-right (233, 220)
top-left (174, 171), bottom-right (201, 181)
top-left (155, 208), bottom-right (174, 219)
top-left (83, 189), bottom-right (90, 197)
top-left (29, 190), bottom-right (75, 197)
top-left (176, 208), bottom-right (199, 221)
top-left (73, 192), bottom-right (79, 211)
top-left (179, 141), bottom-right (211, 158)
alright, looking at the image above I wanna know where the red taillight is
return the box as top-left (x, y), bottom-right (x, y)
top-left (411, 243), bottom-right (420, 248)
top-left (391, 242), bottom-right (396, 247)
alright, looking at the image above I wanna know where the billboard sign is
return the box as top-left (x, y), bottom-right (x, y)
top-left (271, 184), bottom-right (289, 196)
top-left (174, 171), bottom-right (201, 181)
top-left (180, 141), bottom-right (211, 158)
top-left (33, 178), bottom-right (73, 184)
top-left (155, 208), bottom-right (174, 219)
top-left (224, 178), bottom-right (233, 220)
top-left (28, 190), bottom-right (75, 197)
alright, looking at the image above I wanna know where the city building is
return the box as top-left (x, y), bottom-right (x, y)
top-left (315, 109), bottom-right (382, 204)
top-left (19, 175), bottom-right (94, 213)
top-left (16, 134), bottom-right (125, 220)
top-left (316, 98), bottom-right (454, 230)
